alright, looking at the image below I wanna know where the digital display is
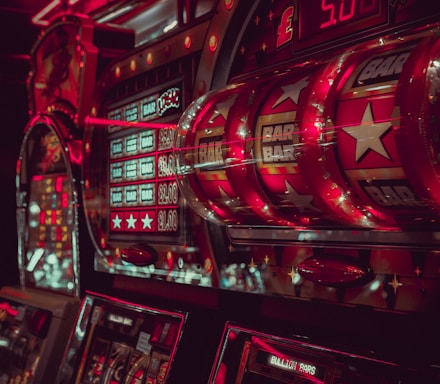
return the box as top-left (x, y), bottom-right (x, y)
top-left (56, 293), bottom-right (185, 384)
top-left (18, 123), bottom-right (78, 295)
top-left (107, 87), bottom-right (181, 236)
top-left (256, 350), bottom-right (327, 382)
top-left (298, 0), bottom-right (387, 48)
top-left (84, 79), bottom-right (215, 282)
top-left (209, 325), bottom-right (335, 383)
top-left (27, 174), bottom-right (74, 278)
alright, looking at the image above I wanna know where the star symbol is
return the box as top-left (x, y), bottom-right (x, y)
top-left (141, 213), bottom-right (153, 229)
top-left (112, 214), bottom-right (122, 229)
top-left (218, 186), bottom-right (242, 208)
top-left (283, 181), bottom-right (316, 211)
top-left (288, 266), bottom-right (296, 283)
top-left (126, 214), bottom-right (137, 229)
top-left (342, 102), bottom-right (392, 162)
top-left (209, 96), bottom-right (237, 123)
top-left (264, 255), bottom-right (270, 264)
top-left (248, 258), bottom-right (257, 268)
top-left (273, 77), bottom-right (309, 108)
top-left (414, 266), bottom-right (422, 277)
top-left (268, 10), bottom-right (274, 21)
top-left (388, 273), bottom-right (402, 295)
top-left (255, 15), bottom-right (260, 26)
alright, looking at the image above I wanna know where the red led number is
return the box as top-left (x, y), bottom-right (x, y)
top-left (276, 6), bottom-right (294, 48)
top-left (320, 0), bottom-right (377, 30)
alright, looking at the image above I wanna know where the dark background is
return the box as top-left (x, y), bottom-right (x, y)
top-left (0, 2), bottom-right (44, 286)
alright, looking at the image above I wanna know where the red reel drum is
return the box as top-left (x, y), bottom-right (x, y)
top-left (297, 35), bottom-right (438, 229)
top-left (224, 68), bottom-right (334, 227)
top-left (394, 31), bottom-right (440, 222)
top-left (175, 84), bottom-right (265, 225)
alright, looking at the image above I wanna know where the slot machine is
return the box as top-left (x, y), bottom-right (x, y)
top-left (0, 13), bottom-right (134, 383)
top-left (57, 1), bottom-right (223, 383)
top-left (175, 0), bottom-right (440, 382)
top-left (58, 0), bottom-right (440, 383)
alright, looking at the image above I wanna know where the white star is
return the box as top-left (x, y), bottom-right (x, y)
top-left (218, 186), bottom-right (242, 208)
top-left (283, 181), bottom-right (316, 212)
top-left (342, 102), bottom-right (392, 162)
top-left (272, 77), bottom-right (309, 108)
top-left (209, 95), bottom-right (238, 122)
top-left (141, 213), bottom-right (153, 229)
top-left (126, 214), bottom-right (137, 229)
top-left (112, 214), bottom-right (122, 229)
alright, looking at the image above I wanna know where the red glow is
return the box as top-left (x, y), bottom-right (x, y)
top-left (224, 0), bottom-right (234, 10)
top-left (32, 175), bottom-right (44, 182)
top-left (120, 246), bottom-right (157, 266)
top-left (51, 210), bottom-right (57, 225)
top-left (166, 251), bottom-right (173, 273)
top-left (31, 0), bottom-right (59, 26)
top-left (67, 140), bottom-right (83, 165)
top-left (184, 36), bottom-right (192, 49)
top-left (85, 116), bottom-right (177, 130)
top-left (40, 211), bottom-right (46, 225)
top-left (62, 193), bottom-right (69, 208)
top-left (31, 0), bottom-right (80, 26)
top-left (55, 176), bottom-right (63, 193)
top-left (147, 52), bottom-right (153, 65)
top-left (209, 35), bottom-right (218, 52)
top-left (297, 254), bottom-right (370, 286)
top-left (0, 302), bottom-right (19, 317)
top-left (57, 226), bottom-right (62, 241)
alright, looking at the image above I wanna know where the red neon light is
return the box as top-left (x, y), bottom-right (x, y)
top-left (31, 0), bottom-right (80, 26)
top-left (147, 52), bottom-right (153, 65)
top-left (209, 35), bottom-right (218, 52)
top-left (300, 0), bottom-right (382, 41)
top-left (224, 0), bottom-right (234, 11)
top-left (52, 210), bottom-right (57, 225)
top-left (62, 193), bottom-right (69, 208)
top-left (56, 176), bottom-right (63, 193)
top-left (320, 0), bottom-right (377, 29)
top-left (184, 36), bottom-right (192, 49)
top-left (40, 211), bottom-right (46, 225)
top-left (85, 116), bottom-right (176, 130)
top-left (0, 302), bottom-right (19, 317)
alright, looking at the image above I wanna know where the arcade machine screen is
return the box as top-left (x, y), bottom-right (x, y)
top-left (106, 88), bottom-right (184, 246)
top-left (210, 324), bottom-right (428, 384)
top-left (0, 116), bottom-right (83, 383)
top-left (57, 291), bottom-right (186, 384)
top-left (17, 122), bottom-right (78, 294)
top-left (84, 80), bottom-right (213, 285)
top-left (0, 12), bottom-right (135, 383)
